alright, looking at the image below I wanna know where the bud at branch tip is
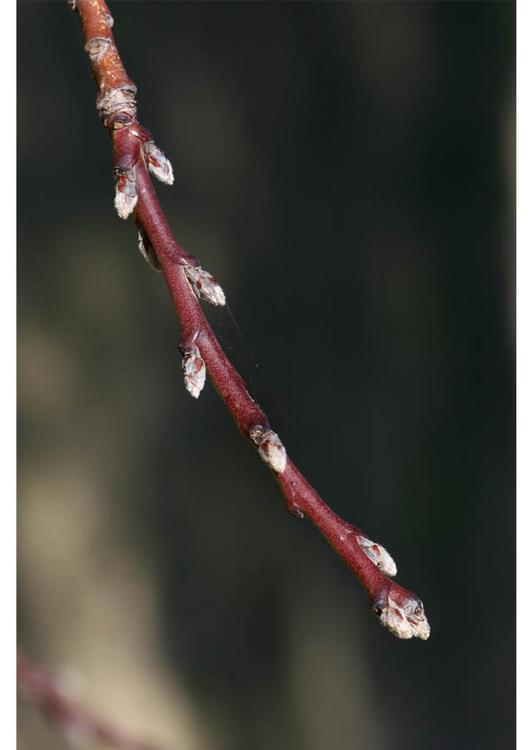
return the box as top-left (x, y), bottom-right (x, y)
top-left (372, 589), bottom-right (430, 640)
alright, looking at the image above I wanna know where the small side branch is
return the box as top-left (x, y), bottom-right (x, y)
top-left (70, 0), bottom-right (429, 641)
top-left (17, 651), bottom-right (163, 750)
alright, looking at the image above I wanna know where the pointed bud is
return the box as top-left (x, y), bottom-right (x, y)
top-left (137, 227), bottom-right (160, 271)
top-left (184, 265), bottom-right (226, 306)
top-left (182, 346), bottom-right (206, 399)
top-left (258, 432), bottom-right (287, 473)
top-left (372, 587), bottom-right (430, 640)
top-left (143, 141), bottom-right (174, 185)
top-left (357, 535), bottom-right (397, 577)
top-left (250, 426), bottom-right (287, 473)
top-left (114, 168), bottom-right (137, 219)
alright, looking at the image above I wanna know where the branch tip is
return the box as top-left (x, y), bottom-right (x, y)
top-left (373, 586), bottom-right (430, 640)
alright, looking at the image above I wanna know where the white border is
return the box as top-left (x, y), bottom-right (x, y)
top-left (5, 1), bottom-right (522, 748)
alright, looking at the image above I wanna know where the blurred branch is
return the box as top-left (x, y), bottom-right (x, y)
top-left (17, 650), bottom-right (163, 750)
top-left (69, 0), bottom-right (429, 641)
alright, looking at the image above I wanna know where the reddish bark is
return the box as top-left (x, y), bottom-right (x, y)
top-left (71, 0), bottom-right (429, 641)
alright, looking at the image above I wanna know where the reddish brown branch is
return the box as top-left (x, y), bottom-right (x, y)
top-left (17, 650), bottom-right (162, 750)
top-left (71, 0), bottom-right (429, 641)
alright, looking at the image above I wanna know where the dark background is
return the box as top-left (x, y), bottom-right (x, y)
top-left (18, 2), bottom-right (515, 749)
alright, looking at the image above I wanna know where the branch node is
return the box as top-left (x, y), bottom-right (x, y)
top-left (97, 84), bottom-right (137, 129)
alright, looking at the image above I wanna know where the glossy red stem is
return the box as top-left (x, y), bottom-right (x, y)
top-left (73, 0), bottom-right (423, 621)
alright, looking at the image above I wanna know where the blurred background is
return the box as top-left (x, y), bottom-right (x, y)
top-left (17, 2), bottom-right (515, 749)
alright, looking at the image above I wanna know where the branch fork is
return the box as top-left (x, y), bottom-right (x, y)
top-left (70, 0), bottom-right (430, 641)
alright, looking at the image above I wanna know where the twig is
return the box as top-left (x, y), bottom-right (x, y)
top-left (70, 0), bottom-right (429, 641)
top-left (17, 650), bottom-right (164, 750)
